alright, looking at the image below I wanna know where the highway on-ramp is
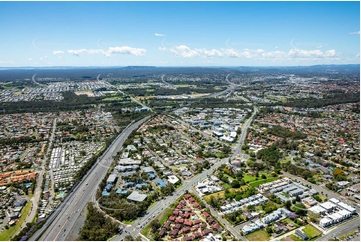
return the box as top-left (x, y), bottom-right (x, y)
top-left (30, 116), bottom-right (150, 241)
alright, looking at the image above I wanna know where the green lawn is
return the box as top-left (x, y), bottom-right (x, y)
top-left (249, 177), bottom-right (279, 188)
top-left (222, 183), bottom-right (231, 189)
top-left (290, 234), bottom-right (302, 241)
top-left (203, 185), bottom-right (250, 202)
top-left (246, 229), bottom-right (270, 241)
top-left (302, 224), bottom-right (322, 239)
top-left (0, 200), bottom-right (32, 241)
top-left (243, 174), bottom-right (257, 182)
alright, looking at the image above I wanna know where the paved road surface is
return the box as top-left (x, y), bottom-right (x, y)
top-left (30, 116), bottom-right (150, 241)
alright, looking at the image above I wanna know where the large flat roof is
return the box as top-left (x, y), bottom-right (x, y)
top-left (127, 191), bottom-right (147, 202)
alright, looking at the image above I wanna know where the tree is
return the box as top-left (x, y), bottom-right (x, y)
top-left (150, 219), bottom-right (161, 233)
top-left (292, 203), bottom-right (307, 216)
top-left (231, 179), bottom-right (240, 188)
top-left (285, 200), bottom-right (292, 210)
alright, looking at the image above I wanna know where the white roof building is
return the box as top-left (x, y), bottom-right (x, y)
top-left (337, 202), bottom-right (356, 214)
top-left (167, 175), bottom-right (179, 184)
top-left (309, 205), bottom-right (327, 215)
top-left (329, 198), bottom-right (340, 204)
top-left (319, 217), bottom-right (332, 227)
top-left (319, 201), bottom-right (337, 211)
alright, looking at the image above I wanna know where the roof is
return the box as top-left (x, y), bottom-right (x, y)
top-left (127, 191), bottom-right (147, 202)
top-left (320, 201), bottom-right (336, 210)
top-left (13, 198), bottom-right (27, 207)
top-left (309, 205), bottom-right (326, 214)
top-left (156, 179), bottom-right (167, 188)
top-left (168, 175), bottom-right (179, 184)
top-left (142, 166), bottom-right (154, 173)
top-left (102, 190), bottom-right (110, 196)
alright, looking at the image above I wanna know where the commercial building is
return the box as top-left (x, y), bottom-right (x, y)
top-left (127, 191), bottom-right (147, 203)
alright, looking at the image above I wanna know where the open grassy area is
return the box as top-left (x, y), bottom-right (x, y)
top-left (249, 177), bottom-right (279, 188)
top-left (0, 200), bottom-right (32, 241)
top-left (245, 229), bottom-right (270, 241)
top-left (317, 194), bottom-right (328, 202)
top-left (222, 183), bottom-right (231, 189)
top-left (203, 185), bottom-right (250, 202)
top-left (243, 174), bottom-right (257, 182)
top-left (302, 224), bottom-right (322, 239)
top-left (290, 234), bottom-right (302, 241)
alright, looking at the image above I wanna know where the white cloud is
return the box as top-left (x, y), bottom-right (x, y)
top-left (53, 50), bottom-right (64, 55)
top-left (350, 31), bottom-right (360, 34)
top-left (155, 33), bottom-right (164, 37)
top-left (169, 45), bottom-right (200, 58)
top-left (39, 56), bottom-right (48, 61)
top-left (195, 48), bottom-right (224, 57)
top-left (316, 45), bottom-right (323, 49)
top-left (107, 46), bottom-right (146, 56)
top-left (68, 46), bottom-right (146, 57)
top-left (67, 49), bottom-right (103, 56)
top-left (356, 53), bottom-right (360, 57)
top-left (162, 44), bottom-right (340, 61)
top-left (28, 58), bottom-right (32, 61)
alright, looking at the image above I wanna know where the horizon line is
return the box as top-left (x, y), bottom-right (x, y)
top-left (0, 64), bottom-right (360, 69)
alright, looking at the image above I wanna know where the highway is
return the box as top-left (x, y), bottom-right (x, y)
top-left (232, 107), bottom-right (257, 158)
top-left (30, 116), bottom-right (150, 241)
top-left (207, 73), bottom-right (238, 98)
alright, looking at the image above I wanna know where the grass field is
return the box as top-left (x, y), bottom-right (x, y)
top-left (0, 200), bottom-right (32, 241)
top-left (302, 224), bottom-right (322, 239)
top-left (243, 174), bottom-right (257, 182)
top-left (203, 185), bottom-right (250, 202)
top-left (290, 234), bottom-right (302, 241)
top-left (246, 229), bottom-right (270, 241)
top-left (249, 177), bottom-right (279, 188)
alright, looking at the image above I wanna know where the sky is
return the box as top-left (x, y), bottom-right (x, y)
top-left (0, 1), bottom-right (359, 67)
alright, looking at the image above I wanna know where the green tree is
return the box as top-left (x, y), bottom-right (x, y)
top-left (231, 179), bottom-right (240, 188)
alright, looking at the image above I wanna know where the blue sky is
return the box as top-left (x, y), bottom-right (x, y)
top-left (0, 1), bottom-right (359, 67)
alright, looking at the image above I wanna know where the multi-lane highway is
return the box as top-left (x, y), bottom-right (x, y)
top-left (232, 107), bottom-right (257, 158)
top-left (30, 116), bottom-right (150, 241)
